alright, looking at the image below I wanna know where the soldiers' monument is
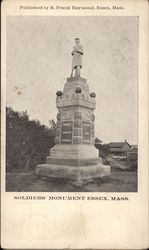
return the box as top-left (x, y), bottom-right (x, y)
top-left (37, 38), bottom-right (110, 185)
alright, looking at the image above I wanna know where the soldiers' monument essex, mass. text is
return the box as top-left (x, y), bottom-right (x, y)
top-left (36, 38), bottom-right (110, 186)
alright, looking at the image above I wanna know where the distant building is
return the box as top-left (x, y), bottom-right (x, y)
top-left (130, 145), bottom-right (138, 150)
top-left (108, 140), bottom-right (131, 157)
top-left (127, 145), bottom-right (138, 161)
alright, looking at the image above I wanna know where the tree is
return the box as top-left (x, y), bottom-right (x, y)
top-left (94, 137), bottom-right (109, 158)
top-left (48, 119), bottom-right (56, 136)
top-left (6, 107), bottom-right (56, 172)
top-left (94, 137), bottom-right (102, 145)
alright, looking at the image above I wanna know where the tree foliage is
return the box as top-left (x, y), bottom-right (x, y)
top-left (94, 137), bottom-right (110, 158)
top-left (6, 107), bottom-right (56, 172)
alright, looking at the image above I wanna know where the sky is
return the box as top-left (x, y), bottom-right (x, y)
top-left (6, 16), bottom-right (138, 144)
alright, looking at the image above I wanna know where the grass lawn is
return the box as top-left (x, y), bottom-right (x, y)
top-left (6, 164), bottom-right (137, 192)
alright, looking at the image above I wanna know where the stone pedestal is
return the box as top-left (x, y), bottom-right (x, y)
top-left (36, 76), bottom-right (110, 184)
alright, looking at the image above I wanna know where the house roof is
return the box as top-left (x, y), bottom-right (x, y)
top-left (131, 145), bottom-right (138, 149)
top-left (109, 141), bottom-right (131, 148)
top-left (130, 147), bottom-right (138, 152)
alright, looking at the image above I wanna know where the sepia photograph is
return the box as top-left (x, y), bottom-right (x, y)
top-left (6, 16), bottom-right (138, 192)
top-left (2, 1), bottom-right (149, 249)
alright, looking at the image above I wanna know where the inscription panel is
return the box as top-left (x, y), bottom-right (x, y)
top-left (61, 121), bottom-right (72, 144)
top-left (82, 121), bottom-right (91, 144)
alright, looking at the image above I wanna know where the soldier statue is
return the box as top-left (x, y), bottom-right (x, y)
top-left (70, 38), bottom-right (83, 77)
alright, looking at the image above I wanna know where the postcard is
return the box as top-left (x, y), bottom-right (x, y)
top-left (1, 0), bottom-right (149, 249)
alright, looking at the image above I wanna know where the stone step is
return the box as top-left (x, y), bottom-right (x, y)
top-left (36, 163), bottom-right (111, 182)
top-left (46, 157), bottom-right (100, 166)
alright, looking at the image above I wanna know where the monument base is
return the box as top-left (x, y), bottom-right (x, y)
top-left (36, 163), bottom-right (110, 186)
top-left (36, 75), bottom-right (111, 186)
